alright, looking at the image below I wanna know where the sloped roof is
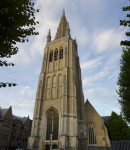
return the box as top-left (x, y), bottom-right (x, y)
top-left (101, 116), bottom-right (110, 126)
top-left (13, 115), bottom-right (27, 124)
top-left (0, 109), bottom-right (8, 119)
top-left (13, 115), bottom-right (32, 127)
top-left (85, 99), bottom-right (101, 118)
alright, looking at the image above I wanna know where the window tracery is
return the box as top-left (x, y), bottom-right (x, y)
top-left (88, 122), bottom-right (97, 145)
top-left (46, 109), bottom-right (59, 140)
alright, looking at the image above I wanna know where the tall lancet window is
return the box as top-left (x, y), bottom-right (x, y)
top-left (54, 49), bottom-right (58, 60)
top-left (46, 109), bottom-right (59, 140)
top-left (60, 48), bottom-right (63, 59)
top-left (88, 122), bottom-right (97, 145)
top-left (52, 76), bottom-right (56, 99)
top-left (49, 50), bottom-right (53, 62)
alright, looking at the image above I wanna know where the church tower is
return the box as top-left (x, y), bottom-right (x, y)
top-left (28, 10), bottom-right (87, 150)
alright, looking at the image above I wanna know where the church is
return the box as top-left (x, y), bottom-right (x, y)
top-left (27, 10), bottom-right (110, 150)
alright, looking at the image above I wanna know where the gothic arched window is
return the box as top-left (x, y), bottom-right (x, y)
top-left (54, 49), bottom-right (58, 61)
top-left (52, 76), bottom-right (56, 99)
top-left (46, 77), bottom-right (51, 99)
top-left (88, 122), bottom-right (97, 145)
top-left (49, 51), bottom-right (53, 62)
top-left (60, 48), bottom-right (63, 59)
top-left (46, 109), bottom-right (59, 140)
top-left (58, 74), bottom-right (62, 98)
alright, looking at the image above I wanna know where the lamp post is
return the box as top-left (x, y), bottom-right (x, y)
top-left (50, 132), bottom-right (53, 150)
top-left (18, 141), bottom-right (21, 148)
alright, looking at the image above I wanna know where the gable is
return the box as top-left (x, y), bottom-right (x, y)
top-left (0, 107), bottom-right (13, 120)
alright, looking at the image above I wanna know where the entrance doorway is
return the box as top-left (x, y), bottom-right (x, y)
top-left (45, 145), bottom-right (50, 150)
top-left (52, 145), bottom-right (57, 149)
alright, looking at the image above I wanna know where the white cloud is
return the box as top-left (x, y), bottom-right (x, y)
top-left (84, 87), bottom-right (117, 102)
top-left (83, 69), bottom-right (109, 87)
top-left (81, 56), bottom-right (102, 71)
top-left (92, 28), bottom-right (127, 53)
top-left (21, 86), bottom-right (30, 96)
top-left (20, 86), bottom-right (35, 98)
top-left (0, 97), bottom-right (34, 112)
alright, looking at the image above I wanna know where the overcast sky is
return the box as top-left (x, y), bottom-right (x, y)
top-left (0, 0), bottom-right (129, 120)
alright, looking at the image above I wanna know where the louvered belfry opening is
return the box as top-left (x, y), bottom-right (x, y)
top-left (60, 48), bottom-right (63, 59)
top-left (49, 51), bottom-right (53, 62)
top-left (46, 108), bottom-right (59, 140)
top-left (54, 49), bottom-right (58, 60)
top-left (88, 122), bottom-right (97, 145)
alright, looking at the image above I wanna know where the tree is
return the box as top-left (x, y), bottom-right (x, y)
top-left (116, 47), bottom-right (130, 123)
top-left (120, 6), bottom-right (130, 46)
top-left (108, 111), bottom-right (130, 141)
top-left (116, 4), bottom-right (130, 123)
top-left (0, 0), bottom-right (39, 88)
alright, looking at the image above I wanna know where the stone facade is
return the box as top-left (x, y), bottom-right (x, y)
top-left (27, 10), bottom-right (110, 150)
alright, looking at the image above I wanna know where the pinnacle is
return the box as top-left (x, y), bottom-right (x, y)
top-left (66, 22), bottom-right (70, 29)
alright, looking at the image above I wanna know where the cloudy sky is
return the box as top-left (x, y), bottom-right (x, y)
top-left (0, 0), bottom-right (129, 120)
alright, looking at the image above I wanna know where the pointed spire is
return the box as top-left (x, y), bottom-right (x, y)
top-left (48, 29), bottom-right (51, 37)
top-left (55, 10), bottom-right (68, 40)
top-left (46, 29), bottom-right (51, 44)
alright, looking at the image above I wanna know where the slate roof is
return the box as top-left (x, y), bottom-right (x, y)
top-left (0, 109), bottom-right (8, 119)
top-left (13, 115), bottom-right (27, 124)
top-left (101, 116), bottom-right (110, 126)
top-left (13, 115), bottom-right (32, 128)
top-left (30, 119), bottom-right (33, 127)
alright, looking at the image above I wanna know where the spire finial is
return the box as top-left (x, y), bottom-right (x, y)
top-left (62, 9), bottom-right (65, 17)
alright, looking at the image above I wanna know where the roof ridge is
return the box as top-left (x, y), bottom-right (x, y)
top-left (1, 106), bottom-right (12, 120)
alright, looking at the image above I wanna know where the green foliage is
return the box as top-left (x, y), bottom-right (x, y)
top-left (108, 111), bottom-right (130, 141)
top-left (0, 0), bottom-right (39, 88)
top-left (120, 5), bottom-right (130, 46)
top-left (116, 3), bottom-right (130, 123)
top-left (116, 46), bottom-right (130, 123)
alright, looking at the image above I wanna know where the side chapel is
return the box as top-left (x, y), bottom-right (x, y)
top-left (27, 10), bottom-right (110, 150)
